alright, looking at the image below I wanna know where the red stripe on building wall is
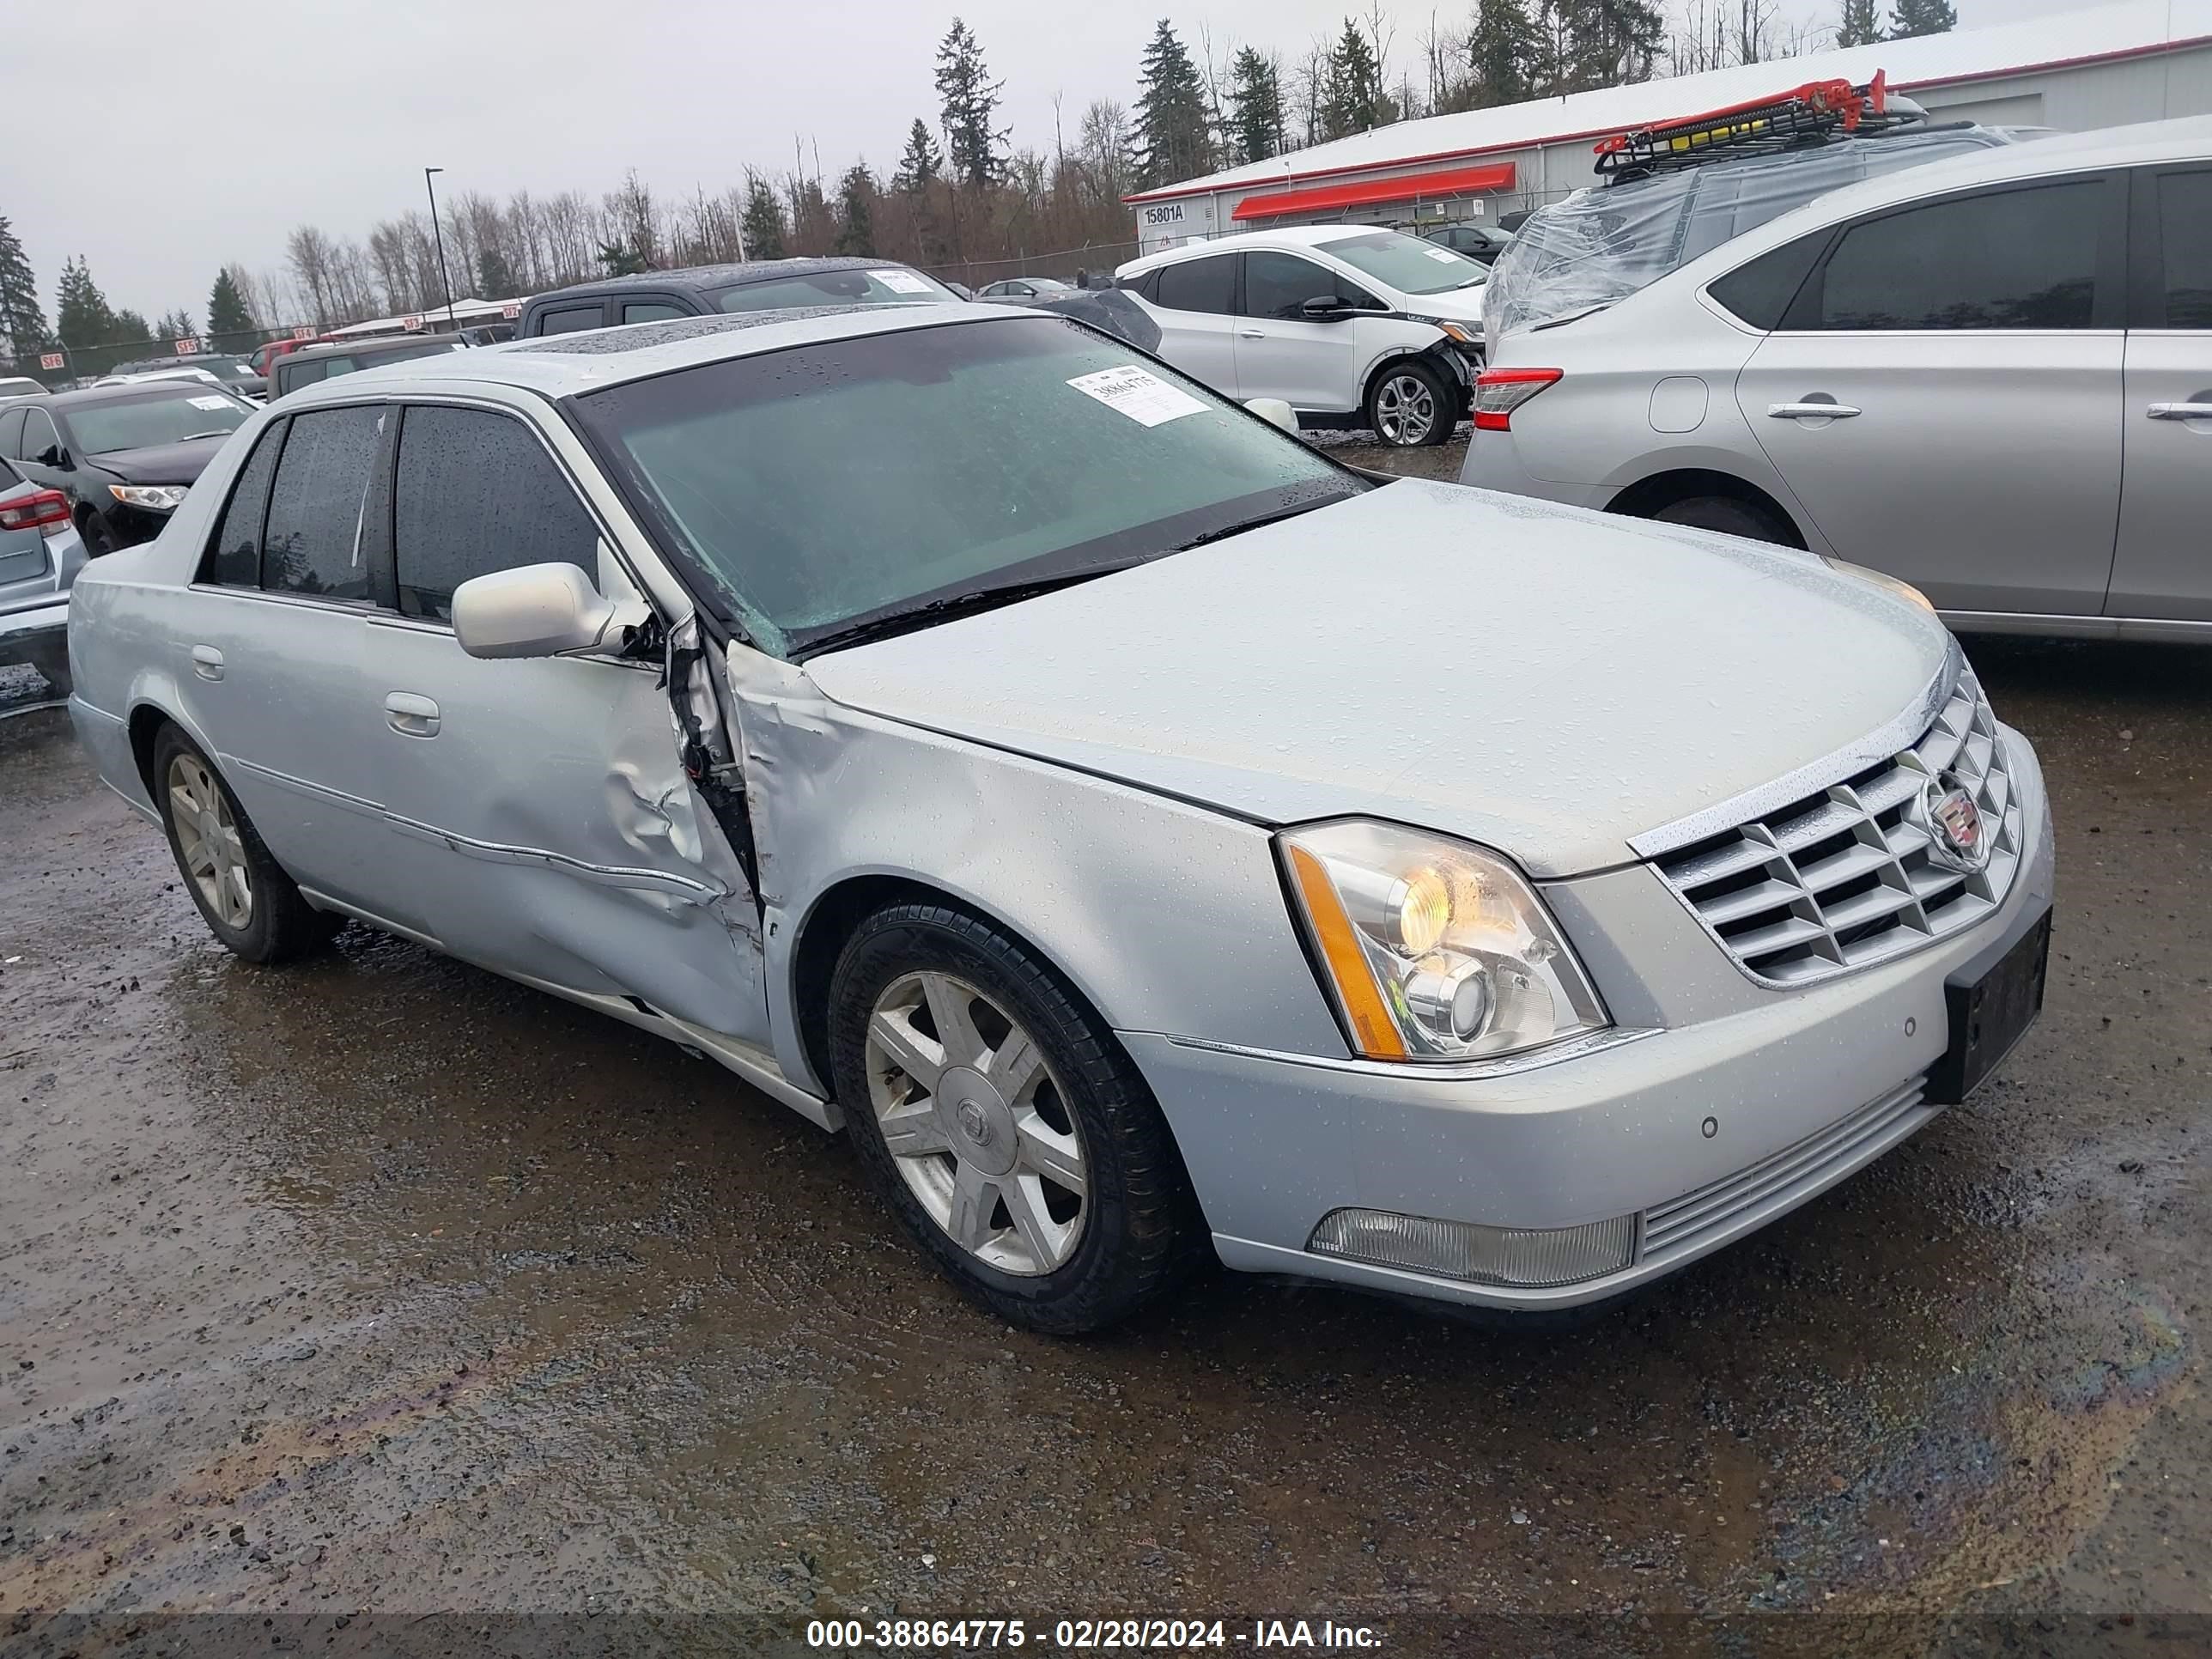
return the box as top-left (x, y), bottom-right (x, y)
top-left (1227, 161), bottom-right (1519, 220)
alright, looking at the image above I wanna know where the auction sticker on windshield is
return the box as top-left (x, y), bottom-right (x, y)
top-left (1066, 365), bottom-right (1206, 428)
top-left (872, 269), bottom-right (933, 294)
top-left (187, 396), bottom-right (235, 411)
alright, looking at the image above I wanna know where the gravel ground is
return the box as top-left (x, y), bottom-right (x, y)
top-left (3, 495), bottom-right (2209, 1654)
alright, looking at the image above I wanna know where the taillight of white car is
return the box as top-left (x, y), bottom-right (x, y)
top-left (0, 489), bottom-right (70, 532)
top-left (1473, 368), bottom-right (1563, 432)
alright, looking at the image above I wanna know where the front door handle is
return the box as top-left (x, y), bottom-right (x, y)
top-left (1238, 328), bottom-right (1267, 339)
top-left (385, 691), bottom-right (441, 738)
top-left (190, 644), bottom-right (223, 682)
top-left (2147, 402), bottom-right (2212, 421)
top-left (1768, 401), bottom-right (1862, 420)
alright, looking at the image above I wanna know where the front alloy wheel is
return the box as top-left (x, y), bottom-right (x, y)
top-left (866, 970), bottom-right (1088, 1275)
top-left (827, 901), bottom-right (1202, 1332)
top-left (168, 750), bottom-right (253, 929)
top-left (1367, 360), bottom-right (1456, 448)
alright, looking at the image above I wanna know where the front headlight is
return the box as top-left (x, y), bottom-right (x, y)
top-left (1410, 317), bottom-right (1480, 346)
top-left (1280, 820), bottom-right (1609, 1062)
top-left (109, 483), bottom-right (189, 511)
top-left (1822, 556), bottom-right (1934, 613)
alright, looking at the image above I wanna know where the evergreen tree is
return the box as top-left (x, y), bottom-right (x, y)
top-left (206, 267), bottom-right (255, 350)
top-left (1228, 48), bottom-right (1286, 165)
top-left (1572, 0), bottom-right (1666, 86)
top-left (835, 164), bottom-right (878, 256)
top-left (1133, 21), bottom-right (1214, 190)
top-left (597, 240), bottom-right (651, 276)
top-left (1322, 18), bottom-right (1386, 140)
top-left (156, 309), bottom-right (197, 343)
top-left (0, 218), bottom-right (48, 368)
top-left (54, 257), bottom-right (116, 349)
top-left (740, 173), bottom-right (787, 261)
top-left (477, 244), bottom-right (516, 297)
top-left (113, 308), bottom-right (152, 346)
top-left (934, 19), bottom-right (1008, 191)
top-left (1468, 0), bottom-right (1539, 106)
top-left (891, 118), bottom-right (945, 193)
top-left (1836, 0), bottom-right (1886, 45)
top-left (1889, 0), bottom-right (1955, 36)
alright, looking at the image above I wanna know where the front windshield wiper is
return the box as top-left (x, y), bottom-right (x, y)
top-left (174, 428), bottom-right (237, 441)
top-left (797, 564), bottom-right (1144, 656)
top-left (1171, 493), bottom-right (1346, 551)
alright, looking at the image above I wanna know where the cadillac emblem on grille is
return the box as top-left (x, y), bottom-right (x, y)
top-left (1919, 772), bottom-right (1990, 872)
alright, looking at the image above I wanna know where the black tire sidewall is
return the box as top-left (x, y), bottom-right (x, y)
top-left (1653, 495), bottom-right (1789, 544)
top-left (827, 903), bottom-right (1190, 1332)
top-left (151, 724), bottom-right (314, 963)
top-left (1368, 359), bottom-right (1457, 447)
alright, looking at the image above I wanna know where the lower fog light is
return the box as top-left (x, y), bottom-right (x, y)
top-left (1308, 1207), bottom-right (1638, 1289)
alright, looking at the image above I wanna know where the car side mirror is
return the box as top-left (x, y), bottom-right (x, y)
top-left (1243, 398), bottom-right (1300, 434)
top-left (452, 562), bottom-right (617, 659)
top-left (35, 444), bottom-right (67, 468)
top-left (1300, 295), bottom-right (1351, 321)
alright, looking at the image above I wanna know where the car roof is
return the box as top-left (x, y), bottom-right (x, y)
top-left (31, 381), bottom-right (243, 410)
top-left (530, 256), bottom-right (921, 301)
top-left (1118, 223), bottom-right (1425, 276)
top-left (283, 332), bottom-right (465, 363)
top-left (279, 302), bottom-right (1035, 405)
top-left (1755, 112), bottom-right (2212, 228)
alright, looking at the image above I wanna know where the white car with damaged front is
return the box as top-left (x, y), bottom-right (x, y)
top-left (65, 304), bottom-right (2053, 1332)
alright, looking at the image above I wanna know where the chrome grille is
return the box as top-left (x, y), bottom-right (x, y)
top-left (1641, 1076), bottom-right (1931, 1259)
top-left (1651, 663), bottom-right (2022, 987)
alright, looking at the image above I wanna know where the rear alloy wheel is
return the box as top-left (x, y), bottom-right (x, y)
top-left (828, 902), bottom-right (1201, 1333)
top-left (151, 724), bottom-right (341, 964)
top-left (1367, 360), bottom-right (1456, 448)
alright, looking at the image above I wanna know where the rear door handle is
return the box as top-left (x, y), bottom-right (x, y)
top-left (2147, 402), bottom-right (2212, 421)
top-left (385, 691), bottom-right (441, 738)
top-left (1768, 401), bottom-right (1861, 420)
top-left (1238, 328), bottom-right (1267, 339)
top-left (190, 644), bottom-right (223, 682)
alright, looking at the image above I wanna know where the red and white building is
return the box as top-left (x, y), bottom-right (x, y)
top-left (1127, 0), bottom-right (2212, 253)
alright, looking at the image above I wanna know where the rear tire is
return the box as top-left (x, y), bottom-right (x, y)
top-left (827, 901), bottom-right (1202, 1334)
top-left (1366, 360), bottom-right (1457, 448)
top-left (1650, 495), bottom-right (1793, 544)
top-left (151, 723), bottom-right (341, 964)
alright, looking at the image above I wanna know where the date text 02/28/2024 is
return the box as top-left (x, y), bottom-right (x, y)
top-left (805, 1618), bottom-right (1383, 1649)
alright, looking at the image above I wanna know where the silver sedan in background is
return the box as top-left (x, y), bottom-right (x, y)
top-left (1467, 117), bottom-right (2212, 639)
top-left (68, 305), bottom-right (2051, 1332)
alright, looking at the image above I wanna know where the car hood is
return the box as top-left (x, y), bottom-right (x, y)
top-left (87, 438), bottom-right (228, 483)
top-left (803, 480), bottom-right (1953, 878)
top-left (1395, 283), bottom-right (1487, 323)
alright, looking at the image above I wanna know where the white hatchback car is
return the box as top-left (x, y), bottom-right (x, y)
top-left (1118, 227), bottom-right (1490, 447)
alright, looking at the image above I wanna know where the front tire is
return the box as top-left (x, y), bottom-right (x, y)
top-left (1366, 360), bottom-right (1456, 448)
top-left (77, 512), bottom-right (117, 557)
top-left (151, 723), bottom-right (340, 963)
top-left (827, 901), bottom-right (1201, 1334)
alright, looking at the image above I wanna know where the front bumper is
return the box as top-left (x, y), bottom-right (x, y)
top-left (1126, 729), bottom-right (2053, 1312)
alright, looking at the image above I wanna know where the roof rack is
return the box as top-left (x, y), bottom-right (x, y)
top-left (1594, 71), bottom-right (1923, 184)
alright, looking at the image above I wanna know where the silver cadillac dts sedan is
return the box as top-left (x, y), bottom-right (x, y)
top-left (67, 304), bottom-right (2054, 1333)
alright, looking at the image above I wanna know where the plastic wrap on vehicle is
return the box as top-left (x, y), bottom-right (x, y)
top-left (1485, 125), bottom-right (2033, 352)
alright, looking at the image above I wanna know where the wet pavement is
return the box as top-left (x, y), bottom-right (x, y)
top-left (3, 545), bottom-right (2209, 1652)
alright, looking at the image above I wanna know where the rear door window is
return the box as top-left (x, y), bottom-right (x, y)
top-left (204, 420), bottom-right (287, 586)
top-left (1152, 254), bottom-right (1237, 315)
top-left (622, 301), bottom-right (688, 325)
top-left (2154, 168), bottom-right (2212, 327)
top-left (391, 404), bottom-right (601, 623)
top-left (1802, 179), bottom-right (2105, 331)
top-left (535, 304), bottom-right (606, 335)
top-left (260, 404), bottom-right (383, 600)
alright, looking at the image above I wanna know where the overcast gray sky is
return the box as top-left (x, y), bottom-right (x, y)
top-left (18, 0), bottom-right (2094, 325)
